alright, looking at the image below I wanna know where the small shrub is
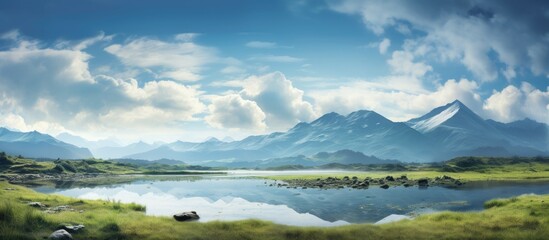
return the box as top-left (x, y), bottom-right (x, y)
top-left (128, 203), bottom-right (146, 212)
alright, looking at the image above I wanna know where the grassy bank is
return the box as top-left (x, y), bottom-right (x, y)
top-left (267, 157), bottom-right (549, 182)
top-left (0, 153), bottom-right (223, 176)
top-left (1, 180), bottom-right (548, 240)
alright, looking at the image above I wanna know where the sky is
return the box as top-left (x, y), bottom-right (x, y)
top-left (0, 0), bottom-right (548, 144)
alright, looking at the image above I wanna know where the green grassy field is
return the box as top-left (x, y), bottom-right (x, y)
top-left (267, 157), bottom-right (549, 182)
top-left (0, 153), bottom-right (222, 176)
top-left (0, 180), bottom-right (548, 240)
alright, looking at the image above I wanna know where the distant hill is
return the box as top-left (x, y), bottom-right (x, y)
top-left (56, 132), bottom-right (120, 150)
top-left (0, 128), bottom-right (93, 159)
top-left (92, 141), bottom-right (164, 159)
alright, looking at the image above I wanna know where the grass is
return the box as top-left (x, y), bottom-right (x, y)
top-left (0, 180), bottom-right (549, 239)
top-left (0, 154), bottom-right (224, 176)
top-left (266, 157), bottom-right (549, 182)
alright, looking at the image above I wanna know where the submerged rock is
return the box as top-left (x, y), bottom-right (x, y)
top-left (380, 184), bottom-right (389, 189)
top-left (48, 229), bottom-right (73, 240)
top-left (174, 211), bottom-right (200, 222)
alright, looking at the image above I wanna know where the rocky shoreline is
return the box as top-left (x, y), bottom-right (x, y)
top-left (268, 175), bottom-right (464, 189)
top-left (0, 173), bottom-right (115, 184)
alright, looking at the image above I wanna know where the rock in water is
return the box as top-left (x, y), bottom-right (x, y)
top-left (173, 211), bottom-right (200, 222)
top-left (48, 229), bottom-right (73, 240)
top-left (418, 179), bottom-right (429, 186)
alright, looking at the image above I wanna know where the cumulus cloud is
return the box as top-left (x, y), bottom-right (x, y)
top-left (105, 36), bottom-right (216, 81)
top-left (387, 50), bottom-right (432, 77)
top-left (0, 35), bottom-right (205, 140)
top-left (205, 94), bottom-right (266, 131)
top-left (483, 82), bottom-right (549, 124)
top-left (329, 0), bottom-right (549, 81)
top-left (240, 72), bottom-right (317, 129)
top-left (378, 38), bottom-right (391, 54)
top-left (206, 72), bottom-right (317, 131)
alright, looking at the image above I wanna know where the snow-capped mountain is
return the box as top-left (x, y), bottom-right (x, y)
top-left (2, 100), bottom-right (541, 163)
top-left (130, 109), bottom-right (438, 162)
top-left (127, 100), bottom-right (548, 164)
top-left (0, 128), bottom-right (93, 159)
top-left (407, 100), bottom-right (547, 158)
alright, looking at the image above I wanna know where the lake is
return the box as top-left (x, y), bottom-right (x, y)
top-left (31, 171), bottom-right (549, 227)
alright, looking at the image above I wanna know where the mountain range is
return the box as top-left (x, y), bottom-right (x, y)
top-left (1, 100), bottom-right (547, 164)
top-left (0, 128), bottom-right (92, 159)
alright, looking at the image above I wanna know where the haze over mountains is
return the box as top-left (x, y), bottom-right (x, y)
top-left (0, 128), bottom-right (92, 159)
top-left (1, 100), bottom-right (547, 165)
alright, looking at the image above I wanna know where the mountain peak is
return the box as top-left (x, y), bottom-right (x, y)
top-left (310, 112), bottom-right (344, 126)
top-left (205, 137), bottom-right (221, 142)
top-left (407, 100), bottom-right (481, 133)
top-left (450, 99), bottom-right (465, 106)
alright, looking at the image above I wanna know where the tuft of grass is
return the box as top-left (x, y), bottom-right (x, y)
top-left (127, 202), bottom-right (146, 212)
top-left (484, 197), bottom-right (519, 209)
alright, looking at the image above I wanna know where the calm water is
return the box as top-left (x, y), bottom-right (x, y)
top-left (31, 172), bottom-right (549, 227)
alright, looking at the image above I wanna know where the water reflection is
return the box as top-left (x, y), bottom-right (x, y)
top-left (77, 188), bottom-right (348, 226)
top-left (32, 177), bottom-right (549, 226)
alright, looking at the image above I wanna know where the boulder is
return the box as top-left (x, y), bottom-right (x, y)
top-left (57, 224), bottom-right (85, 233)
top-left (48, 229), bottom-right (73, 240)
top-left (443, 175), bottom-right (454, 180)
top-left (418, 179), bottom-right (429, 186)
top-left (28, 202), bottom-right (46, 208)
top-left (380, 184), bottom-right (389, 189)
top-left (385, 176), bottom-right (395, 181)
top-left (174, 211), bottom-right (200, 222)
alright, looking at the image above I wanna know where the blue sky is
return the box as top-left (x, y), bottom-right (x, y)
top-left (0, 0), bottom-right (547, 143)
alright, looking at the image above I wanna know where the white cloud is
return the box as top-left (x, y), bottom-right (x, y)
top-left (105, 36), bottom-right (216, 81)
top-left (0, 113), bottom-right (68, 135)
top-left (329, 0), bottom-right (549, 81)
top-left (0, 36), bottom-right (206, 141)
top-left (483, 82), bottom-right (549, 124)
top-left (250, 55), bottom-right (304, 63)
top-left (239, 72), bottom-right (317, 129)
top-left (246, 41), bottom-right (277, 48)
top-left (1, 29), bottom-right (20, 41)
top-left (206, 72), bottom-right (317, 131)
top-left (378, 38), bottom-right (391, 54)
top-left (72, 32), bottom-right (114, 51)
top-left (205, 94), bottom-right (266, 131)
top-left (175, 33), bottom-right (200, 42)
top-left (310, 78), bottom-right (482, 121)
top-left (387, 50), bottom-right (432, 77)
